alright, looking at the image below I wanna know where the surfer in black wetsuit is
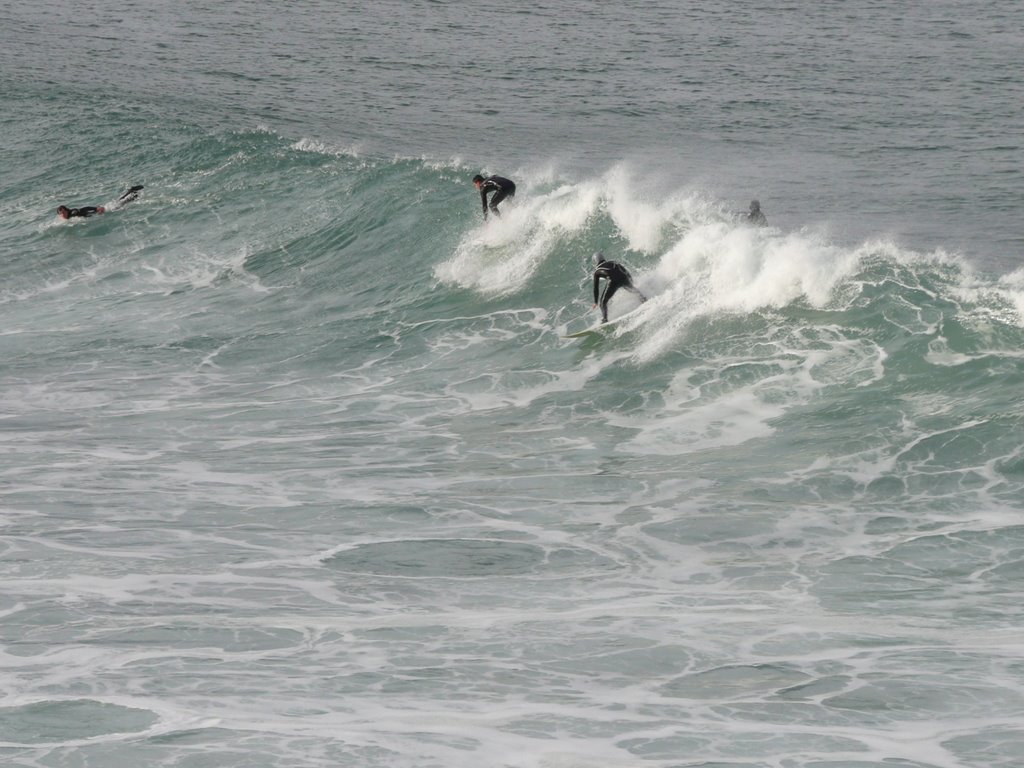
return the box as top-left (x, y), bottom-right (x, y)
top-left (746, 199), bottom-right (767, 226)
top-left (57, 185), bottom-right (143, 220)
top-left (472, 174), bottom-right (516, 221)
top-left (592, 252), bottom-right (646, 323)
top-left (57, 205), bottom-right (104, 219)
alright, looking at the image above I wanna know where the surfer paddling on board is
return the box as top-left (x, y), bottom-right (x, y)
top-left (472, 174), bottom-right (515, 221)
top-left (57, 204), bottom-right (103, 219)
top-left (592, 252), bottom-right (646, 323)
top-left (57, 185), bottom-right (143, 220)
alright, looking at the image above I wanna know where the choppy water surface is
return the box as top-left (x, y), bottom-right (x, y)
top-left (2, 2), bottom-right (1023, 767)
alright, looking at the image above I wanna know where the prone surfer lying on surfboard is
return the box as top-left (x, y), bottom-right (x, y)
top-left (57, 184), bottom-right (143, 219)
top-left (592, 252), bottom-right (646, 323)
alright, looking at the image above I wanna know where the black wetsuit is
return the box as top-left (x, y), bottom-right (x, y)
top-left (593, 259), bottom-right (645, 323)
top-left (478, 175), bottom-right (516, 220)
top-left (65, 206), bottom-right (102, 218)
top-left (748, 209), bottom-right (767, 226)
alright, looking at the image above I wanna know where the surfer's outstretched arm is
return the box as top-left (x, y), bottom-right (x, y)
top-left (592, 271), bottom-right (604, 305)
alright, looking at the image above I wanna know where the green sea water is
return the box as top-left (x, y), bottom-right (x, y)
top-left (2, 2), bottom-right (1024, 767)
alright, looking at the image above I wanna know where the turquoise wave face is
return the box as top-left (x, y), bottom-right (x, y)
top-left (7, 114), bottom-right (1024, 542)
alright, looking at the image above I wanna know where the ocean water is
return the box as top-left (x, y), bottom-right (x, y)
top-left (2, 2), bottom-right (1024, 767)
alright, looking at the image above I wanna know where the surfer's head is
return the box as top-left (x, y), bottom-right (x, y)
top-left (593, 251), bottom-right (606, 266)
top-left (57, 206), bottom-right (70, 219)
top-left (472, 174), bottom-right (485, 188)
top-left (750, 200), bottom-right (761, 212)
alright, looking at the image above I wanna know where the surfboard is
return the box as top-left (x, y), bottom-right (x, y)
top-left (562, 304), bottom-right (646, 339)
top-left (563, 326), bottom-right (605, 339)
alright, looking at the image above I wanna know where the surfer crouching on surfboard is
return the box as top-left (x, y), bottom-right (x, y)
top-left (472, 173), bottom-right (515, 221)
top-left (58, 184), bottom-right (143, 220)
top-left (592, 252), bottom-right (646, 323)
